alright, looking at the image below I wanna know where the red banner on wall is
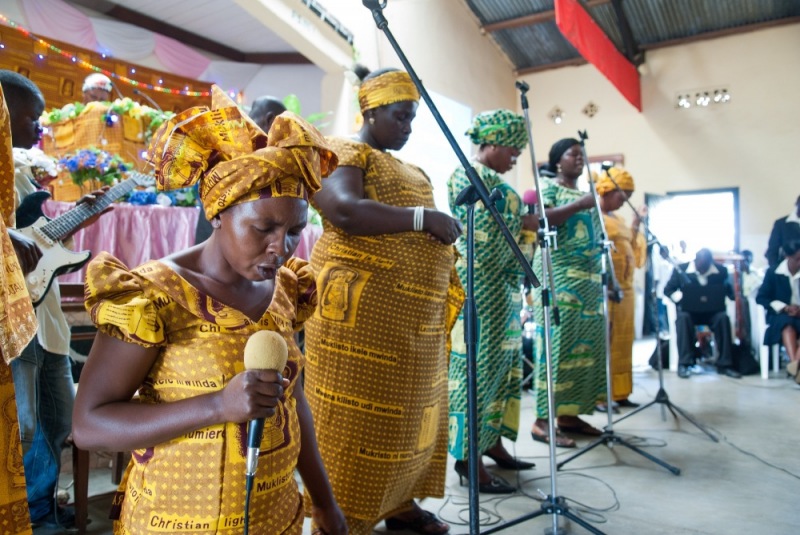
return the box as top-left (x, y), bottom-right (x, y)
top-left (555, 0), bottom-right (641, 111)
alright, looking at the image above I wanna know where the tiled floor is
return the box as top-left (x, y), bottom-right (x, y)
top-left (61, 338), bottom-right (799, 534)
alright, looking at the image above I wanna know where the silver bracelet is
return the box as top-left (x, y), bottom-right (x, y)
top-left (413, 206), bottom-right (424, 232)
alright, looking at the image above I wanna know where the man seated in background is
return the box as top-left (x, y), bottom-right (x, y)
top-left (664, 248), bottom-right (741, 379)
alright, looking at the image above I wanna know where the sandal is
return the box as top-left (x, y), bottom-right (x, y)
top-left (385, 510), bottom-right (449, 535)
top-left (557, 417), bottom-right (603, 437)
top-left (531, 424), bottom-right (576, 448)
top-left (788, 361), bottom-right (800, 384)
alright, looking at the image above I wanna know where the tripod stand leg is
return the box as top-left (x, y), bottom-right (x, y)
top-left (666, 402), bottom-right (719, 442)
top-left (555, 437), bottom-right (605, 470)
top-left (616, 439), bottom-right (681, 475)
top-left (480, 496), bottom-right (608, 535)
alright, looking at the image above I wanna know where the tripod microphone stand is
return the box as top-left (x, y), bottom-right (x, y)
top-left (556, 135), bottom-right (681, 475)
top-left (602, 178), bottom-right (718, 443)
top-left (482, 83), bottom-right (606, 535)
top-left (359, 3), bottom-right (541, 533)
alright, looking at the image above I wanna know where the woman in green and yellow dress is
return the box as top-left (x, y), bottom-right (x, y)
top-left (72, 89), bottom-right (346, 535)
top-left (304, 68), bottom-right (464, 535)
top-left (447, 109), bottom-right (538, 493)
top-left (530, 138), bottom-right (606, 448)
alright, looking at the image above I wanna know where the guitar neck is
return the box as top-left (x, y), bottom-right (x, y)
top-left (40, 175), bottom-right (146, 241)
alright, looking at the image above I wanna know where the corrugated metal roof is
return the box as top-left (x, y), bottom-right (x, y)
top-left (462, 0), bottom-right (800, 73)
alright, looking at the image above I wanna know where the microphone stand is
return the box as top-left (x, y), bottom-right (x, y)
top-left (482, 82), bottom-right (605, 535)
top-left (556, 133), bottom-right (680, 475)
top-left (360, 4), bottom-right (541, 534)
top-left (603, 177), bottom-right (718, 442)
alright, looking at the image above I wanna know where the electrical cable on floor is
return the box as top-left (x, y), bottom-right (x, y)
top-left (705, 424), bottom-right (800, 481)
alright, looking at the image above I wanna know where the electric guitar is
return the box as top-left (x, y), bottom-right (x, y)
top-left (16, 172), bottom-right (155, 306)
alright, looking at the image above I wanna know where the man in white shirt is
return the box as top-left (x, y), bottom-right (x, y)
top-left (664, 248), bottom-right (741, 379)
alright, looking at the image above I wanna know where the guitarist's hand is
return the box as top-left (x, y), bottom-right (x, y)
top-left (74, 187), bottom-right (114, 235)
top-left (8, 228), bottom-right (42, 275)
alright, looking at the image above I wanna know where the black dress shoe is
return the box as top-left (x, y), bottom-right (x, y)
top-left (484, 451), bottom-right (535, 470)
top-left (677, 366), bottom-right (691, 379)
top-left (718, 367), bottom-right (742, 378)
top-left (453, 460), bottom-right (516, 494)
top-left (617, 399), bottom-right (640, 408)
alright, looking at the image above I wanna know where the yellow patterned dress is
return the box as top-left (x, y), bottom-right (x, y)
top-left (304, 138), bottom-right (463, 533)
top-left (0, 84), bottom-right (35, 535)
top-left (605, 213), bottom-right (646, 400)
top-left (84, 252), bottom-right (317, 535)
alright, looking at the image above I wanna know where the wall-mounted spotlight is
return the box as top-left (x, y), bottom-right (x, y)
top-left (549, 106), bottom-right (563, 124)
top-left (676, 87), bottom-right (731, 110)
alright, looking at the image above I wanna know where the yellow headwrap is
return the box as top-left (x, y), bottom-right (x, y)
top-left (358, 71), bottom-right (420, 113)
top-left (595, 167), bottom-right (635, 196)
top-left (148, 86), bottom-right (338, 220)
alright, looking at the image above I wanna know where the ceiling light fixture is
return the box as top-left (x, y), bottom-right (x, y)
top-left (549, 106), bottom-right (563, 125)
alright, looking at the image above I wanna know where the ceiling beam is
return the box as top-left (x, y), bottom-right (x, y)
top-left (610, 0), bottom-right (642, 65)
top-left (516, 57), bottom-right (587, 75)
top-left (640, 16), bottom-right (800, 51)
top-left (243, 52), bottom-right (311, 65)
top-left (482, 0), bottom-right (611, 33)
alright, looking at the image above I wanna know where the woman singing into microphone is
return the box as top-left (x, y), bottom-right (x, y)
top-left (72, 89), bottom-right (346, 535)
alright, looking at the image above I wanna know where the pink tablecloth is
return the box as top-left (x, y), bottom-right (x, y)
top-left (43, 201), bottom-right (322, 285)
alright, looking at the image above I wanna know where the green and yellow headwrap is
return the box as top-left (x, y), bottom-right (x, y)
top-left (466, 109), bottom-right (528, 150)
top-left (594, 167), bottom-right (635, 196)
top-left (358, 71), bottom-right (420, 113)
top-left (148, 86), bottom-right (338, 220)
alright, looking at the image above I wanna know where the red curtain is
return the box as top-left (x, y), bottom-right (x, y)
top-left (555, 0), bottom-right (642, 111)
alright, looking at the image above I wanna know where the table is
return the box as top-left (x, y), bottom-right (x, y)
top-left (43, 200), bottom-right (322, 285)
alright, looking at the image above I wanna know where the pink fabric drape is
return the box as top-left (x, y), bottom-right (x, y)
top-left (22, 0), bottom-right (97, 50)
top-left (153, 33), bottom-right (211, 80)
top-left (43, 201), bottom-right (322, 285)
top-left (44, 201), bottom-right (200, 284)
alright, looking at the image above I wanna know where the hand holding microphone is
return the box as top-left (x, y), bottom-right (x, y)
top-left (242, 330), bottom-right (289, 477)
top-left (240, 330), bottom-right (288, 534)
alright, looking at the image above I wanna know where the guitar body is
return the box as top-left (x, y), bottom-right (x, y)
top-left (15, 190), bottom-right (51, 228)
top-left (19, 216), bottom-right (91, 306)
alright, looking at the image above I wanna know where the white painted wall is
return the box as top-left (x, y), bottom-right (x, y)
top-left (516, 24), bottom-right (800, 266)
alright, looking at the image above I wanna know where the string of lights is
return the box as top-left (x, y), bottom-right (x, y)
top-left (0, 13), bottom-right (211, 97)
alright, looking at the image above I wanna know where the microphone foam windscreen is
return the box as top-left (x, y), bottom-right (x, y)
top-left (243, 331), bottom-right (288, 372)
top-left (522, 189), bottom-right (538, 206)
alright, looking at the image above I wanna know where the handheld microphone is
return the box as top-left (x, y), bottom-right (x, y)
top-left (133, 88), bottom-right (163, 112)
top-left (522, 189), bottom-right (538, 214)
top-left (515, 80), bottom-right (529, 92)
top-left (243, 330), bottom-right (289, 477)
top-left (242, 330), bottom-right (288, 534)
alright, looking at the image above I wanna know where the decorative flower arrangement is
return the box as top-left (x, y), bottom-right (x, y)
top-left (12, 147), bottom-right (59, 187)
top-left (42, 97), bottom-right (174, 142)
top-left (127, 185), bottom-right (198, 208)
top-left (58, 148), bottom-right (130, 186)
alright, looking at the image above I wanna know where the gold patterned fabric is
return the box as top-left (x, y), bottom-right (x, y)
top-left (357, 71), bottom-right (420, 113)
top-left (605, 213), bottom-right (646, 400)
top-left (85, 252), bottom-right (316, 535)
top-left (304, 138), bottom-right (463, 533)
top-left (0, 83), bottom-right (34, 535)
top-left (148, 86), bottom-right (337, 220)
